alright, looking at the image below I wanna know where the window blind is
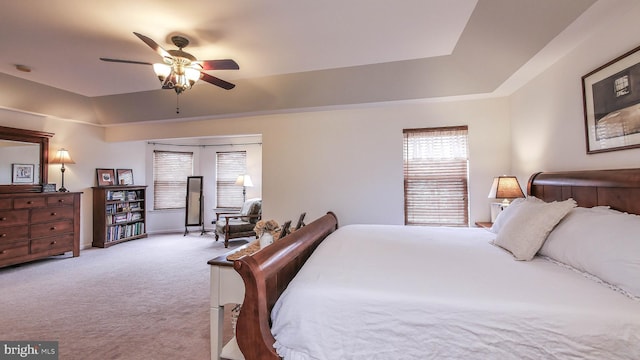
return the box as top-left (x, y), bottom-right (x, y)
top-left (403, 126), bottom-right (469, 227)
top-left (153, 150), bottom-right (194, 210)
top-left (216, 151), bottom-right (247, 208)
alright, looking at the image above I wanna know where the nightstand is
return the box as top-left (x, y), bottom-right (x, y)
top-left (475, 221), bottom-right (493, 229)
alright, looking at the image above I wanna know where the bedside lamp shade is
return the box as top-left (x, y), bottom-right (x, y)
top-left (49, 148), bottom-right (75, 192)
top-left (488, 176), bottom-right (525, 222)
top-left (488, 176), bottom-right (525, 201)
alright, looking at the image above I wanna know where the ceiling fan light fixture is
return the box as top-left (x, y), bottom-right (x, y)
top-left (185, 67), bottom-right (200, 85)
top-left (100, 32), bottom-right (238, 100)
top-left (153, 63), bottom-right (171, 82)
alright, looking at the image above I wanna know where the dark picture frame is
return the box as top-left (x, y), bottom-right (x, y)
top-left (583, 44), bottom-right (640, 153)
top-left (12, 163), bottom-right (34, 184)
top-left (116, 169), bottom-right (134, 185)
top-left (96, 168), bottom-right (115, 186)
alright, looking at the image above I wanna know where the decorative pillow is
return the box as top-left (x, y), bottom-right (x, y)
top-left (540, 206), bottom-right (640, 297)
top-left (493, 197), bottom-right (576, 261)
top-left (490, 197), bottom-right (540, 234)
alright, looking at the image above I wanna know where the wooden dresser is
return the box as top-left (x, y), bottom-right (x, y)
top-left (0, 192), bottom-right (81, 268)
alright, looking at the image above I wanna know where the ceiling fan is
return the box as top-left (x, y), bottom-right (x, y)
top-left (100, 32), bottom-right (239, 94)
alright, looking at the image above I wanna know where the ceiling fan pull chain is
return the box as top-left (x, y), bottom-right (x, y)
top-left (176, 93), bottom-right (180, 114)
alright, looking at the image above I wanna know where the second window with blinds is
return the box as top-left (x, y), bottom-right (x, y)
top-left (153, 150), bottom-right (194, 210)
top-left (403, 126), bottom-right (469, 227)
top-left (216, 151), bottom-right (247, 209)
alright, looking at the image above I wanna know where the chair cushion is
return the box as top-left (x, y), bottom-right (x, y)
top-left (240, 198), bottom-right (262, 223)
top-left (216, 219), bottom-right (256, 234)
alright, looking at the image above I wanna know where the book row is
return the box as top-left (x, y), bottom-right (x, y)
top-left (106, 190), bottom-right (143, 201)
top-left (106, 222), bottom-right (145, 242)
top-left (106, 202), bottom-right (143, 214)
top-left (106, 212), bottom-right (143, 224)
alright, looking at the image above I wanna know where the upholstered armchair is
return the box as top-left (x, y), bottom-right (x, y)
top-left (214, 198), bottom-right (262, 248)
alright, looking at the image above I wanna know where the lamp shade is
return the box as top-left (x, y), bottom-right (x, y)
top-left (235, 174), bottom-right (253, 187)
top-left (488, 176), bottom-right (524, 199)
top-left (49, 148), bottom-right (75, 165)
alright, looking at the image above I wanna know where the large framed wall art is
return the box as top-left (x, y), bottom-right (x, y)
top-left (583, 45), bottom-right (640, 153)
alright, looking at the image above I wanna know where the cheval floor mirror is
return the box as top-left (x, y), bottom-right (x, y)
top-left (184, 176), bottom-right (205, 235)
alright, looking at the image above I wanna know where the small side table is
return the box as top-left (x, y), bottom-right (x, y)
top-left (208, 250), bottom-right (246, 360)
top-left (475, 221), bottom-right (493, 229)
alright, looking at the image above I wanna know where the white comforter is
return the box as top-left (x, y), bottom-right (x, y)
top-left (271, 224), bottom-right (640, 360)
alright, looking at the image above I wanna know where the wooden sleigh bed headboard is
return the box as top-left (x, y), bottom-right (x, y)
top-left (233, 168), bottom-right (640, 360)
top-left (528, 168), bottom-right (640, 214)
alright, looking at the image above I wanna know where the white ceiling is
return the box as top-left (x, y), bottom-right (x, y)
top-left (0, 0), bottom-right (605, 124)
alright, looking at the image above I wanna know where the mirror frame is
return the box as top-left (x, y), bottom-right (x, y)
top-left (0, 125), bottom-right (54, 194)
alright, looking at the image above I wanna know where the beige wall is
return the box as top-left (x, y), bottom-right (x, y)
top-left (106, 98), bottom-right (511, 227)
top-left (510, 1), bottom-right (640, 184)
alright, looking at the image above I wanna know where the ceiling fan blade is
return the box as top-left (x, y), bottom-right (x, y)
top-left (133, 32), bottom-right (172, 59)
top-left (196, 59), bottom-right (240, 71)
top-left (200, 72), bottom-right (235, 90)
top-left (100, 57), bottom-right (152, 65)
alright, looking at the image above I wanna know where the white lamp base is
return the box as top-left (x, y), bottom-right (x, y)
top-left (490, 202), bottom-right (509, 222)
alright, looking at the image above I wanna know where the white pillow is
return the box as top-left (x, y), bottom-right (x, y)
top-left (490, 197), bottom-right (541, 234)
top-left (493, 197), bottom-right (576, 261)
top-left (540, 206), bottom-right (640, 297)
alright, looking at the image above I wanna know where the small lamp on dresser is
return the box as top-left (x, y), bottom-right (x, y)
top-left (49, 148), bottom-right (75, 192)
top-left (488, 175), bottom-right (525, 222)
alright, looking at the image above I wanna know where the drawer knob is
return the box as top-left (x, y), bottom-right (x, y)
top-left (51, 240), bottom-right (57, 245)
top-left (50, 226), bottom-right (56, 231)
top-left (51, 212), bottom-right (57, 216)
top-left (0, 250), bottom-right (6, 255)
top-left (0, 233), bottom-right (5, 237)
top-left (0, 217), bottom-right (6, 221)
top-left (27, 201), bottom-right (32, 204)
top-left (58, 199), bottom-right (65, 203)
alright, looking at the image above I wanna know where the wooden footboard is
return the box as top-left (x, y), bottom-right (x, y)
top-left (233, 212), bottom-right (339, 360)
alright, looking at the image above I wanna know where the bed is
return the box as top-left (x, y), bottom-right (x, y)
top-left (232, 169), bottom-right (640, 359)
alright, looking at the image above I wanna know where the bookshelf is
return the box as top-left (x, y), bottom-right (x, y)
top-left (92, 185), bottom-right (147, 248)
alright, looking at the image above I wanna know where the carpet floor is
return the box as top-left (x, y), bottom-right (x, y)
top-left (0, 232), bottom-right (246, 360)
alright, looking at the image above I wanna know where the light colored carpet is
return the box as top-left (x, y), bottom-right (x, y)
top-left (0, 233), bottom-right (246, 360)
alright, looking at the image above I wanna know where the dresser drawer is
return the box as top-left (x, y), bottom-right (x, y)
top-left (0, 198), bottom-right (12, 210)
top-left (31, 234), bottom-right (74, 254)
top-left (0, 241), bottom-right (29, 261)
top-left (0, 210), bottom-right (29, 226)
top-left (13, 197), bottom-right (46, 209)
top-left (47, 194), bottom-right (76, 207)
top-left (0, 225), bottom-right (29, 243)
top-left (31, 206), bottom-right (74, 224)
top-left (30, 220), bottom-right (74, 238)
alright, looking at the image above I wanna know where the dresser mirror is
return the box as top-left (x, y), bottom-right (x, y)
top-left (0, 125), bottom-right (53, 193)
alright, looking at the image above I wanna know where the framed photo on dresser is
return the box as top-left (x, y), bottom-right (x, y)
top-left (12, 163), bottom-right (34, 184)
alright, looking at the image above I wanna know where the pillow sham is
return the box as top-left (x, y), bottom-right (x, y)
top-left (540, 206), bottom-right (640, 298)
top-left (493, 197), bottom-right (576, 261)
top-left (490, 197), bottom-right (540, 234)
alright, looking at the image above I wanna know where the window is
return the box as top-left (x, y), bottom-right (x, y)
top-left (153, 150), bottom-right (194, 210)
top-left (403, 126), bottom-right (469, 226)
top-left (216, 151), bottom-right (247, 208)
